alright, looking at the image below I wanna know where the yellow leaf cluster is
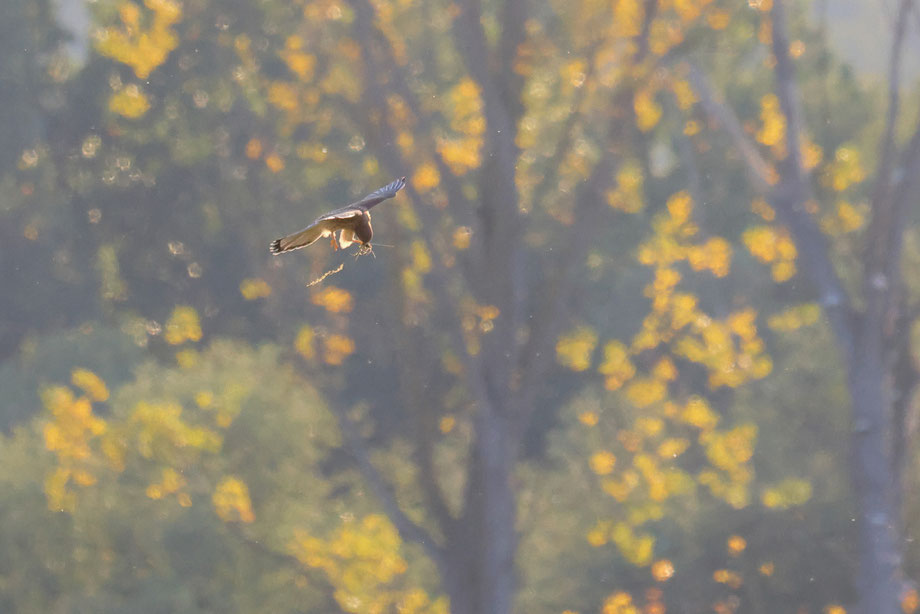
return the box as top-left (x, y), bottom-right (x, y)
top-left (295, 325), bottom-right (316, 360)
top-left (246, 138), bottom-right (263, 159)
top-left (756, 94), bottom-right (786, 149)
top-left (42, 387), bottom-right (106, 459)
top-left (611, 522), bottom-right (655, 566)
top-left (613, 0), bottom-right (644, 38)
top-left (556, 326), bottom-right (599, 372)
top-left (453, 226), bottom-right (472, 250)
top-left (312, 286), bottom-right (354, 313)
top-left (820, 200), bottom-right (866, 235)
top-left (265, 152), bottom-right (285, 173)
top-left (632, 199), bottom-right (770, 388)
top-left (42, 384), bottom-right (109, 510)
top-left (727, 534), bottom-right (747, 556)
top-left (146, 467), bottom-right (189, 504)
top-left (823, 145), bottom-right (866, 192)
top-left (713, 568), bottom-right (743, 589)
top-left (679, 396), bottom-right (719, 430)
top-left (767, 303), bottom-right (820, 332)
top-left (439, 415), bottom-right (455, 434)
top-left (625, 378), bottom-right (667, 408)
top-left (164, 305), bottom-right (203, 345)
top-left (606, 161), bottom-right (645, 214)
top-left (742, 225), bottom-right (797, 282)
top-left (657, 437), bottom-right (690, 459)
top-left (290, 515), bottom-right (446, 614)
top-left (437, 79), bottom-right (485, 174)
top-left (410, 241), bottom-right (432, 274)
top-left (131, 400), bottom-right (223, 458)
top-left (175, 348), bottom-right (198, 368)
top-left (698, 469), bottom-right (749, 509)
top-left (751, 197), bottom-right (776, 221)
top-left (674, 310), bottom-right (772, 388)
top-left (672, 0), bottom-right (712, 22)
top-left (412, 162), bottom-right (440, 192)
top-left (268, 81), bottom-right (299, 112)
top-left (671, 78), bottom-right (697, 110)
top-left (108, 84), bottom-right (151, 118)
top-left (590, 451), bottom-right (618, 475)
top-left (634, 89), bottom-right (662, 132)
top-left (212, 475), bottom-right (255, 523)
top-left (71, 368), bottom-right (110, 402)
top-left (687, 237), bottom-right (732, 277)
top-left (761, 477), bottom-right (812, 509)
top-left (601, 469), bottom-right (639, 502)
top-left (701, 423), bottom-right (757, 479)
top-left (637, 191), bottom-right (727, 276)
top-left (651, 559), bottom-right (675, 582)
top-left (94, 0), bottom-right (182, 79)
top-left (602, 591), bottom-right (639, 614)
top-left (195, 390), bottom-right (214, 408)
top-left (598, 340), bottom-right (636, 390)
top-left (240, 277), bottom-right (272, 300)
top-left (282, 36), bottom-right (316, 81)
top-left (324, 334), bottom-right (356, 365)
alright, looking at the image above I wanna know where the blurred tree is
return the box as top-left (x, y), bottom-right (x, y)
top-left (680, 1), bottom-right (920, 611)
top-left (3, 0), bottom-right (920, 612)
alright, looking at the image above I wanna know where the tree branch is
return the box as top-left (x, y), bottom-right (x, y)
top-left (872, 0), bottom-right (914, 210)
top-left (510, 5), bottom-right (660, 430)
top-left (393, 325), bottom-right (458, 537)
top-left (770, 0), bottom-right (808, 177)
top-left (499, 0), bottom-right (529, 126)
top-left (450, 0), bottom-right (521, 229)
top-left (451, 0), bottom-right (524, 406)
top-left (511, 150), bottom-right (616, 437)
top-left (684, 61), bottom-right (773, 192)
top-left (332, 404), bottom-right (451, 576)
top-left (344, 0), bottom-right (495, 419)
top-left (356, 12), bottom-right (476, 220)
top-left (685, 10), bottom-right (857, 361)
top-left (767, 0), bottom-right (856, 361)
top-left (529, 39), bottom-right (604, 214)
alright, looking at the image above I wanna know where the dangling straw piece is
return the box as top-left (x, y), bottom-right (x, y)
top-left (306, 262), bottom-right (345, 287)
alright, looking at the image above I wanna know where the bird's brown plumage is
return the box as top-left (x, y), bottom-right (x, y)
top-left (270, 177), bottom-right (405, 255)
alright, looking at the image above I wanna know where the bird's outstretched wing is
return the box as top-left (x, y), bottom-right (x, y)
top-left (349, 176), bottom-right (406, 210)
top-left (270, 218), bottom-right (335, 254)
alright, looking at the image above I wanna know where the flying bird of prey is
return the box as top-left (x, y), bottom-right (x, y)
top-left (270, 177), bottom-right (406, 255)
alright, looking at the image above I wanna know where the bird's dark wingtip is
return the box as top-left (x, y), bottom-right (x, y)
top-left (269, 238), bottom-right (283, 255)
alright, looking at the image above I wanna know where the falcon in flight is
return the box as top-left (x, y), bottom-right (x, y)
top-left (270, 177), bottom-right (406, 255)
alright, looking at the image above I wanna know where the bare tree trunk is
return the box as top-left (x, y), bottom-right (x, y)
top-left (848, 343), bottom-right (904, 614)
top-left (441, 405), bottom-right (517, 614)
top-left (686, 1), bottom-right (920, 608)
top-left (472, 404), bottom-right (516, 614)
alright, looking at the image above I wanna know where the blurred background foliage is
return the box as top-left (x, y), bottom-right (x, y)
top-left (1, 0), bottom-right (919, 612)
